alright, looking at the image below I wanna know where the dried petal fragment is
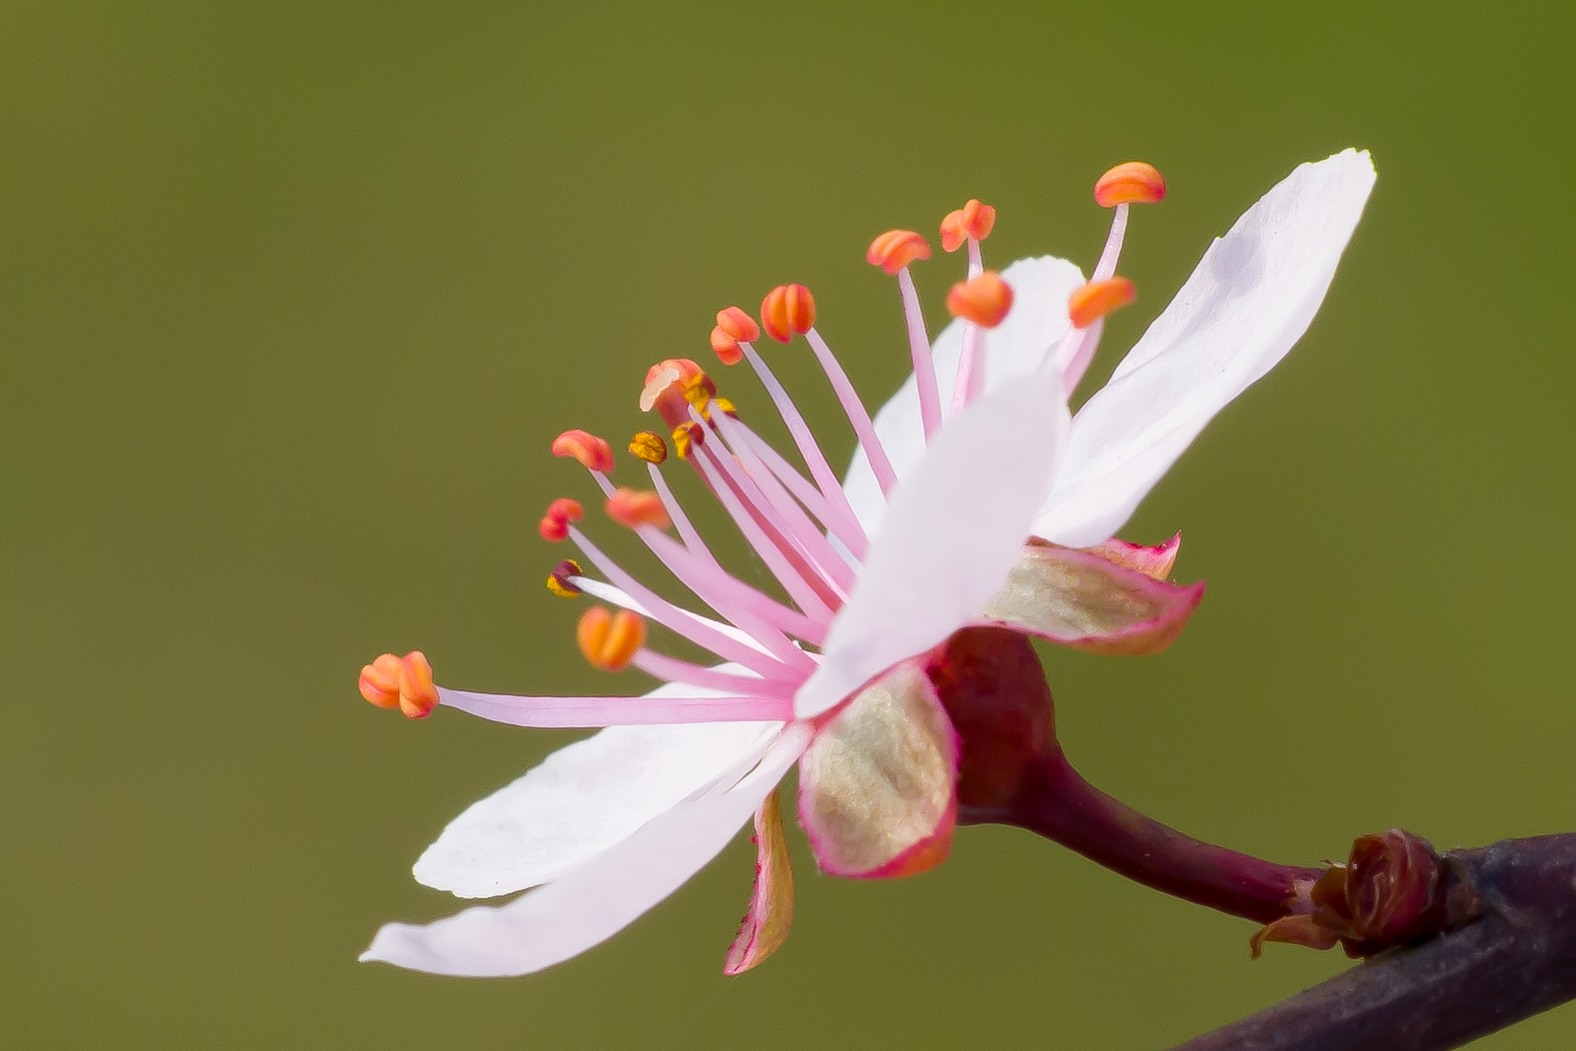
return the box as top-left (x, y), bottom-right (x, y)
top-left (723, 788), bottom-right (796, 975)
top-left (797, 661), bottom-right (958, 878)
top-left (1086, 533), bottom-right (1181, 581)
top-left (978, 543), bottom-right (1204, 655)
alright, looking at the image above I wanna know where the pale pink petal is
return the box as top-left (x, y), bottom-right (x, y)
top-left (413, 711), bottom-right (782, 899)
top-left (797, 661), bottom-right (957, 877)
top-left (438, 687), bottom-right (790, 727)
top-left (796, 361), bottom-right (1071, 718)
top-left (1035, 149), bottom-right (1376, 547)
top-left (842, 255), bottom-right (1086, 536)
top-left (362, 723), bottom-right (812, 977)
top-left (722, 787), bottom-right (795, 975)
top-left (978, 543), bottom-right (1205, 655)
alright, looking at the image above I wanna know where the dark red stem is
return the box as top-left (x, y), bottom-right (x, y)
top-left (960, 746), bottom-right (1322, 925)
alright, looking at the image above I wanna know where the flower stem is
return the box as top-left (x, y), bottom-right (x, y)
top-left (961, 745), bottom-right (1323, 925)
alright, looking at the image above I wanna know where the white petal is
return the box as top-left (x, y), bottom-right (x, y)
top-left (842, 255), bottom-right (1086, 537)
top-left (796, 361), bottom-right (1072, 718)
top-left (361, 723), bottom-right (812, 977)
top-left (415, 675), bottom-right (779, 899)
top-left (1034, 149), bottom-right (1376, 547)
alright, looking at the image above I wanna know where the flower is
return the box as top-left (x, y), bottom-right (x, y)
top-left (357, 149), bottom-right (1375, 978)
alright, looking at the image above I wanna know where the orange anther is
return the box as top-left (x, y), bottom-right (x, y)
top-left (641, 358), bottom-right (716, 427)
top-left (672, 420), bottom-right (704, 459)
top-left (538, 496), bottom-right (584, 541)
top-left (628, 430), bottom-right (668, 464)
top-left (358, 653), bottom-right (403, 709)
top-left (1068, 277), bottom-right (1136, 329)
top-left (546, 558), bottom-right (583, 598)
top-left (1094, 162), bottom-right (1166, 207)
top-left (940, 199), bottom-right (997, 252)
top-left (710, 307), bottom-right (760, 366)
top-left (551, 430), bottom-right (614, 473)
top-left (760, 284), bottom-right (815, 343)
top-left (606, 487), bottom-right (671, 530)
top-left (866, 230), bottom-right (932, 275)
top-left (946, 271), bottom-right (1014, 328)
top-left (577, 606), bottom-right (646, 671)
top-left (359, 650), bottom-right (439, 719)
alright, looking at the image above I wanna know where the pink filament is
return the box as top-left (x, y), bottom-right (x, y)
top-left (802, 327), bottom-right (898, 497)
top-left (897, 267), bottom-right (942, 440)
top-left (632, 650), bottom-right (799, 700)
top-left (1092, 202), bottom-right (1129, 282)
top-left (729, 421), bottom-right (869, 560)
top-left (739, 343), bottom-right (858, 521)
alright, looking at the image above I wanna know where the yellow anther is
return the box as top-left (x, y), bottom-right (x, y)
top-left (1068, 277), bottom-right (1136, 329)
top-left (1094, 162), bottom-right (1166, 207)
top-left (629, 431), bottom-right (668, 464)
top-left (606, 487), bottom-right (672, 530)
top-left (672, 421), bottom-right (704, 459)
top-left (546, 558), bottom-right (583, 598)
top-left (358, 650), bottom-right (439, 719)
top-left (704, 396), bottom-right (737, 420)
top-left (577, 606), bottom-right (646, 671)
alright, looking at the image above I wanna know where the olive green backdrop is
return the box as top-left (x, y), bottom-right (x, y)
top-left (3, 1), bottom-right (1573, 1047)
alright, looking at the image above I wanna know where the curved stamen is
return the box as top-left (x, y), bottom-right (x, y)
top-left (727, 421), bottom-right (868, 559)
top-left (739, 344), bottom-right (870, 524)
top-left (568, 526), bottom-right (797, 680)
top-left (711, 409), bottom-right (857, 595)
top-left (631, 650), bottom-right (799, 700)
top-left (896, 268), bottom-right (942, 440)
top-left (801, 327), bottom-right (898, 497)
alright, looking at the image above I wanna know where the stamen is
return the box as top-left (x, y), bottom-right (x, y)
top-left (940, 199), bottom-right (996, 253)
top-left (801, 327), bottom-right (899, 498)
top-left (760, 284), bottom-right (815, 344)
top-left (738, 345), bottom-right (862, 523)
top-left (551, 430), bottom-right (614, 473)
top-left (538, 497), bottom-right (584, 541)
top-left (866, 230), bottom-right (931, 275)
top-left (606, 487), bottom-right (672, 530)
top-left (1094, 162), bottom-right (1166, 207)
top-left (728, 421), bottom-right (869, 559)
top-left (577, 606), bottom-right (646, 671)
top-left (358, 651), bottom-right (439, 719)
top-left (568, 526), bottom-right (797, 680)
top-left (711, 306), bottom-right (761, 367)
top-left (640, 358), bottom-right (716, 425)
top-left (546, 559), bottom-right (583, 597)
top-left (867, 230), bottom-right (942, 441)
top-left (947, 271), bottom-right (1014, 328)
top-left (628, 431), bottom-right (668, 464)
top-left (631, 649), bottom-right (798, 700)
top-left (1068, 277), bottom-right (1136, 329)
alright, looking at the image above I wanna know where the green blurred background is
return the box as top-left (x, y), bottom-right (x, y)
top-left (3, 0), bottom-right (1573, 1047)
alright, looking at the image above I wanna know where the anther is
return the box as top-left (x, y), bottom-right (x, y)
top-left (710, 306), bottom-right (760, 366)
top-left (760, 284), bottom-right (815, 343)
top-left (576, 606), bottom-right (646, 672)
top-left (641, 358), bottom-right (716, 427)
top-left (606, 487), bottom-right (672, 530)
top-left (551, 430), bottom-right (614, 473)
top-left (1068, 277), bottom-right (1136, 329)
top-left (940, 199), bottom-right (997, 252)
top-left (358, 650), bottom-right (439, 719)
top-left (628, 431), bottom-right (668, 464)
top-left (538, 496), bottom-right (584, 541)
top-left (546, 558), bottom-right (583, 598)
top-left (866, 230), bottom-right (932, 275)
top-left (946, 271), bottom-right (1014, 328)
top-left (1094, 162), bottom-right (1166, 207)
top-left (671, 421), bottom-right (704, 459)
